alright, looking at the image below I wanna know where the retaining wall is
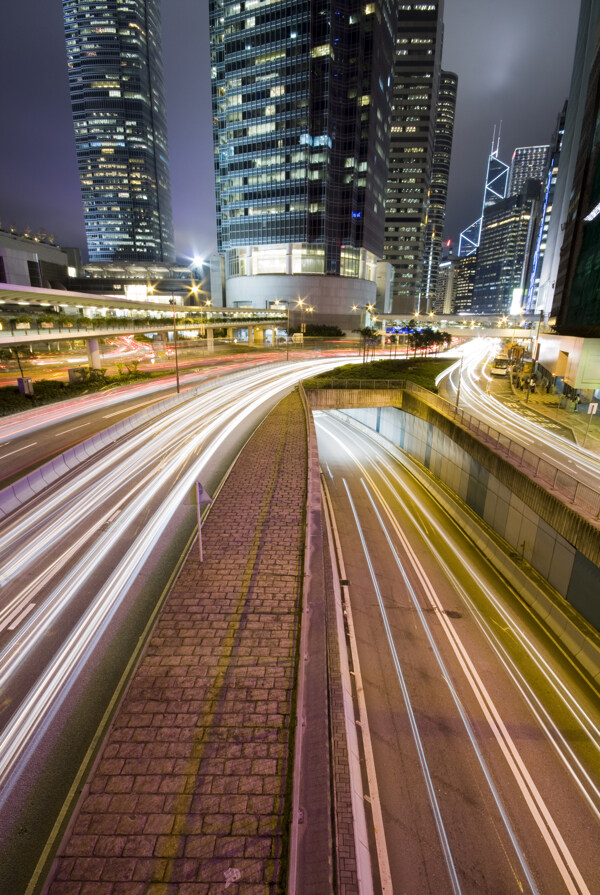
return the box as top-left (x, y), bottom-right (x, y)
top-left (306, 389), bottom-right (600, 630)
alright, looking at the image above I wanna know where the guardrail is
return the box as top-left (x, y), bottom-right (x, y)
top-left (0, 314), bottom-right (287, 340)
top-left (309, 379), bottom-right (600, 520)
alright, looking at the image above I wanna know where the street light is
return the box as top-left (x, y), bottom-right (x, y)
top-left (273, 300), bottom-right (291, 360)
top-left (169, 297), bottom-right (180, 394)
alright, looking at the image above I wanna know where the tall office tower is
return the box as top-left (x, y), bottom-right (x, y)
top-left (63, 0), bottom-right (175, 263)
top-left (470, 180), bottom-right (541, 316)
top-left (423, 69), bottom-right (458, 311)
top-left (209, 0), bottom-right (397, 322)
top-left (507, 145), bottom-right (550, 196)
top-left (552, 32), bottom-right (600, 333)
top-left (383, 1), bottom-right (444, 315)
top-left (458, 134), bottom-right (509, 256)
top-left (433, 257), bottom-right (457, 313)
top-left (524, 106), bottom-right (566, 312)
top-left (453, 253), bottom-right (477, 313)
top-left (537, 0), bottom-right (600, 319)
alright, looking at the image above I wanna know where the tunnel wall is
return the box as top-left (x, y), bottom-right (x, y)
top-left (336, 403), bottom-right (600, 630)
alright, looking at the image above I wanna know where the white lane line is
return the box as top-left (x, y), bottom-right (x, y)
top-left (343, 478), bottom-right (463, 895)
top-left (360, 476), bottom-right (590, 895)
top-left (322, 477), bottom-right (385, 895)
top-left (55, 423), bottom-right (90, 436)
top-left (360, 481), bottom-right (540, 894)
top-left (0, 600), bottom-right (37, 633)
top-left (7, 604), bottom-right (36, 631)
top-left (102, 397), bottom-right (161, 418)
top-left (0, 442), bottom-right (37, 459)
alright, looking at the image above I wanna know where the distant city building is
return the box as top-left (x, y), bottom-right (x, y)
top-left (384, 1), bottom-right (444, 314)
top-left (0, 227), bottom-right (80, 288)
top-left (507, 145), bottom-right (550, 196)
top-left (433, 258), bottom-right (457, 314)
top-left (67, 260), bottom-right (211, 305)
top-left (62, 0), bottom-right (175, 263)
top-left (536, 0), bottom-right (600, 319)
top-left (423, 70), bottom-right (458, 312)
top-left (458, 133), bottom-right (509, 256)
top-left (453, 253), bottom-right (477, 314)
top-left (209, 0), bottom-right (397, 324)
top-left (552, 32), bottom-right (600, 334)
top-left (471, 180), bottom-right (541, 316)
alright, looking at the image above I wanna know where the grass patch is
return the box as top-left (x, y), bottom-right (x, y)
top-left (304, 357), bottom-right (453, 392)
top-left (0, 370), bottom-right (166, 417)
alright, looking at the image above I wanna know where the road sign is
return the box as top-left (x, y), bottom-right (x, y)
top-left (196, 482), bottom-right (213, 561)
top-left (588, 402), bottom-right (598, 415)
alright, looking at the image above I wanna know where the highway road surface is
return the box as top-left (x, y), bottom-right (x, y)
top-left (316, 410), bottom-right (599, 895)
top-left (0, 356), bottom-right (352, 893)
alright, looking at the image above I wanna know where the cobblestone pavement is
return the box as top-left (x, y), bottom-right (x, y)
top-left (45, 392), bottom-right (309, 895)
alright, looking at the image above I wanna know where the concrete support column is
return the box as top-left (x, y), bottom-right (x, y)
top-left (206, 328), bottom-right (214, 353)
top-left (248, 327), bottom-right (254, 346)
top-left (226, 327), bottom-right (234, 340)
top-left (380, 331), bottom-right (386, 348)
top-left (254, 327), bottom-right (264, 345)
top-left (87, 337), bottom-right (102, 370)
top-left (286, 243), bottom-right (292, 275)
top-left (359, 247), bottom-right (367, 280)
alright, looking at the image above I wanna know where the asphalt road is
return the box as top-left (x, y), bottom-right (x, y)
top-left (316, 411), bottom-right (599, 895)
top-left (0, 356), bottom-right (350, 894)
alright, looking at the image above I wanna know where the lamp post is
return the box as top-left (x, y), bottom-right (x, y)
top-left (351, 303), bottom-right (376, 362)
top-left (273, 300), bottom-right (291, 360)
top-left (169, 297), bottom-right (180, 394)
top-left (455, 353), bottom-right (463, 414)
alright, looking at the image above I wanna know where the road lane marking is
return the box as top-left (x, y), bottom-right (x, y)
top-left (0, 442), bottom-right (37, 459)
top-left (0, 600), bottom-right (37, 633)
top-left (102, 397), bottom-right (162, 418)
top-left (358, 471), bottom-right (591, 895)
top-left (55, 422), bottom-right (91, 436)
top-left (343, 478), bottom-right (463, 895)
top-left (7, 604), bottom-right (36, 631)
top-left (322, 476), bottom-right (385, 895)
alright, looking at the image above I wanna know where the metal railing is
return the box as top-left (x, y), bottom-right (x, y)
top-left (310, 379), bottom-right (600, 520)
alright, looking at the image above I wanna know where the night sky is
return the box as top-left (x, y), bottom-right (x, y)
top-left (0, 0), bottom-right (581, 263)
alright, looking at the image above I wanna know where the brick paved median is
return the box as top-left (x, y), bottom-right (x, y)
top-left (45, 392), bottom-right (308, 895)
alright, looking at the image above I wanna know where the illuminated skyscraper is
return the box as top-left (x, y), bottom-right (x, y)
top-left (423, 69), bottom-right (458, 311)
top-left (508, 145), bottom-right (549, 196)
top-left (537, 0), bottom-right (600, 320)
top-left (458, 134), bottom-right (509, 257)
top-left (63, 0), bottom-right (175, 263)
top-left (210, 0), bottom-right (397, 321)
top-left (384, 1), bottom-right (444, 314)
top-left (471, 180), bottom-right (541, 316)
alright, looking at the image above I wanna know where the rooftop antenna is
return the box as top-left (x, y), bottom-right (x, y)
top-left (496, 120), bottom-right (502, 155)
top-left (491, 124), bottom-right (497, 156)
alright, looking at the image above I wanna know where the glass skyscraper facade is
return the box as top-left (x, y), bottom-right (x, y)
top-left (383, 0), bottom-right (444, 315)
top-left (63, 0), bottom-right (175, 263)
top-left (507, 145), bottom-right (550, 197)
top-left (424, 68), bottom-right (457, 311)
top-left (209, 0), bottom-right (397, 310)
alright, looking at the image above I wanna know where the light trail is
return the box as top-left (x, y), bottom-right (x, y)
top-left (438, 338), bottom-right (600, 488)
top-left (0, 357), bottom-right (354, 803)
top-left (317, 414), bottom-right (598, 894)
top-left (342, 478), bottom-right (463, 895)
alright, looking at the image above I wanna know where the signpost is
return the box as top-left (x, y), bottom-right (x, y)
top-left (196, 482), bottom-right (213, 562)
top-left (584, 402), bottom-right (598, 448)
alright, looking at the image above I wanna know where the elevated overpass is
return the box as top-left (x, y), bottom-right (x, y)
top-left (0, 283), bottom-right (287, 361)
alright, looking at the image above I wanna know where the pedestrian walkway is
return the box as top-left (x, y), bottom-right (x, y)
top-left (493, 379), bottom-right (600, 453)
top-left (44, 392), bottom-right (311, 895)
